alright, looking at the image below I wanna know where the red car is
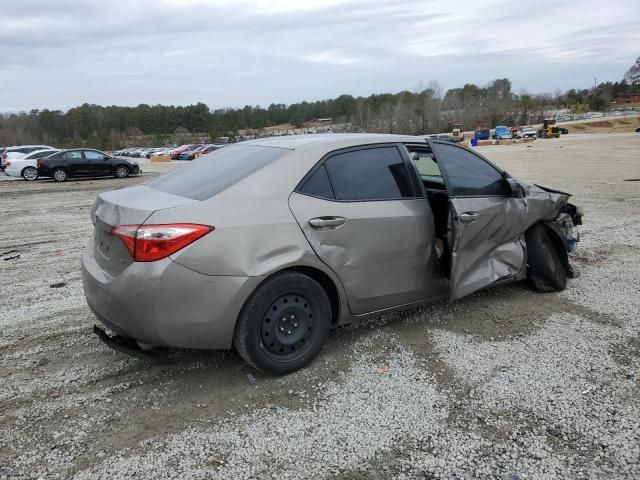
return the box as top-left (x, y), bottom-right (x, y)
top-left (170, 144), bottom-right (202, 160)
top-left (185, 145), bottom-right (220, 160)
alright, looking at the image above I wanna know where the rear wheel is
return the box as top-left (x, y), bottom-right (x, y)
top-left (22, 167), bottom-right (38, 181)
top-left (52, 168), bottom-right (68, 182)
top-left (233, 272), bottom-right (331, 374)
top-left (526, 224), bottom-right (567, 292)
top-left (114, 165), bottom-right (130, 178)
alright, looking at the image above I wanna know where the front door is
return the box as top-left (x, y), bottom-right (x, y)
top-left (428, 140), bottom-right (529, 300)
top-left (63, 150), bottom-right (89, 176)
top-left (289, 144), bottom-right (436, 314)
top-left (83, 150), bottom-right (109, 175)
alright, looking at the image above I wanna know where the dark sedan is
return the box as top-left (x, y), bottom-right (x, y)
top-left (38, 149), bottom-right (140, 182)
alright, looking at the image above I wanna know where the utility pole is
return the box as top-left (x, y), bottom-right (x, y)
top-left (594, 77), bottom-right (597, 89)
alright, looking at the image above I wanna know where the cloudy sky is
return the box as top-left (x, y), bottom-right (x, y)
top-left (1, 0), bottom-right (638, 111)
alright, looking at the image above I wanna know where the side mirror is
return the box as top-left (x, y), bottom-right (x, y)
top-left (506, 177), bottom-right (524, 198)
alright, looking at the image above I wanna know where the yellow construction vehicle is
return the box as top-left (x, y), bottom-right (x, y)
top-left (451, 123), bottom-right (464, 142)
top-left (537, 118), bottom-right (562, 138)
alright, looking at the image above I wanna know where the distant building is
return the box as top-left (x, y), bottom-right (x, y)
top-left (615, 94), bottom-right (640, 104)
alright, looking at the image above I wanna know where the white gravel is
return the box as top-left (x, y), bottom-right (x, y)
top-left (74, 332), bottom-right (448, 479)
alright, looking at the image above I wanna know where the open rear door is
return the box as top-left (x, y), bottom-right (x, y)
top-left (427, 139), bottom-right (528, 301)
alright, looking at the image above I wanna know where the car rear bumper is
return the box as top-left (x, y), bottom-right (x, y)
top-left (4, 166), bottom-right (21, 177)
top-left (82, 236), bottom-right (262, 350)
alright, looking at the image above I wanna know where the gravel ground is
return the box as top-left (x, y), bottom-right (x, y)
top-left (0, 134), bottom-right (639, 479)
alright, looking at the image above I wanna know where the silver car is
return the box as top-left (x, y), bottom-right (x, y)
top-left (82, 134), bottom-right (582, 373)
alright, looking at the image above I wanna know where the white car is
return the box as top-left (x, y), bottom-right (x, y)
top-left (150, 147), bottom-right (172, 157)
top-left (1, 145), bottom-right (56, 170)
top-left (522, 126), bottom-right (537, 138)
top-left (4, 149), bottom-right (60, 180)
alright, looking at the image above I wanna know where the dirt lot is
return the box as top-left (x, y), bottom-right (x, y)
top-left (562, 116), bottom-right (640, 134)
top-left (1, 133), bottom-right (639, 479)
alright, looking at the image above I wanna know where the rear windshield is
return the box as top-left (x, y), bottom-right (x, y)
top-left (148, 145), bottom-right (289, 200)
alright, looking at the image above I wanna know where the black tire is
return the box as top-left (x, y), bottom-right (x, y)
top-left (526, 224), bottom-right (567, 293)
top-left (114, 165), bottom-right (130, 178)
top-left (52, 168), bottom-right (68, 182)
top-left (21, 166), bottom-right (38, 181)
top-left (233, 271), bottom-right (331, 374)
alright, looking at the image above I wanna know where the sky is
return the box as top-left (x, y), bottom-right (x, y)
top-left (1, 0), bottom-right (639, 112)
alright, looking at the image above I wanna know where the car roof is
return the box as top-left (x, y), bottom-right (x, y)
top-left (238, 133), bottom-right (428, 151)
top-left (5, 145), bottom-right (54, 150)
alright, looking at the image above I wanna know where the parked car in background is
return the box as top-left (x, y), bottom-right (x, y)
top-left (83, 134), bottom-right (582, 374)
top-left (170, 144), bottom-right (196, 160)
top-left (493, 126), bottom-right (512, 140)
top-left (172, 144), bottom-right (203, 160)
top-left (179, 145), bottom-right (206, 160)
top-left (168, 145), bottom-right (189, 159)
top-left (179, 144), bottom-right (220, 160)
top-left (4, 149), bottom-right (60, 180)
top-left (522, 126), bottom-right (537, 138)
top-left (150, 147), bottom-right (172, 158)
top-left (144, 148), bottom-right (164, 158)
top-left (1, 145), bottom-right (56, 170)
top-left (38, 149), bottom-right (140, 182)
top-left (139, 148), bottom-right (154, 158)
top-left (197, 144), bottom-right (222, 156)
top-left (428, 134), bottom-right (457, 142)
top-left (474, 128), bottom-right (490, 140)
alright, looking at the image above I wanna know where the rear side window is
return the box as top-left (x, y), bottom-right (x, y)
top-left (63, 151), bottom-right (83, 159)
top-left (148, 145), bottom-right (288, 200)
top-left (430, 142), bottom-right (509, 196)
top-left (299, 165), bottom-right (334, 199)
top-left (26, 150), bottom-right (54, 159)
top-left (324, 146), bottom-right (414, 201)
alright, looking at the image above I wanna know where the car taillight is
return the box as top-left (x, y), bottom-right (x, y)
top-left (37, 159), bottom-right (45, 168)
top-left (111, 224), bottom-right (213, 262)
top-left (5, 161), bottom-right (10, 167)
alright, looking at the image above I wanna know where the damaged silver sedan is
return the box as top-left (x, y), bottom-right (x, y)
top-left (82, 134), bottom-right (583, 374)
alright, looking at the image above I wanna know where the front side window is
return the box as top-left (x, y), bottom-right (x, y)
top-left (430, 142), bottom-right (509, 196)
top-left (63, 151), bottom-right (83, 159)
top-left (324, 146), bottom-right (414, 201)
top-left (83, 150), bottom-right (105, 160)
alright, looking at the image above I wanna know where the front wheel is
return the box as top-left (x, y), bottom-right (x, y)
top-left (22, 167), bottom-right (38, 181)
top-left (526, 224), bottom-right (567, 292)
top-left (114, 165), bottom-right (130, 178)
top-left (52, 168), bottom-right (68, 182)
top-left (233, 272), bottom-right (331, 374)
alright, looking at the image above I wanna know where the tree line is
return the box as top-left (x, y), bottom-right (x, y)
top-left (1, 57), bottom-right (638, 149)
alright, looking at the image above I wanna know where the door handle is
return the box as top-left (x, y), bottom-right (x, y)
top-left (309, 216), bottom-right (346, 229)
top-left (458, 212), bottom-right (478, 224)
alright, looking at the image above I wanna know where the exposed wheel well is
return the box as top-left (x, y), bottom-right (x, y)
top-left (269, 266), bottom-right (340, 325)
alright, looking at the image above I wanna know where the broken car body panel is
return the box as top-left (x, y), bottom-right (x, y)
top-left (426, 139), bottom-right (580, 301)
